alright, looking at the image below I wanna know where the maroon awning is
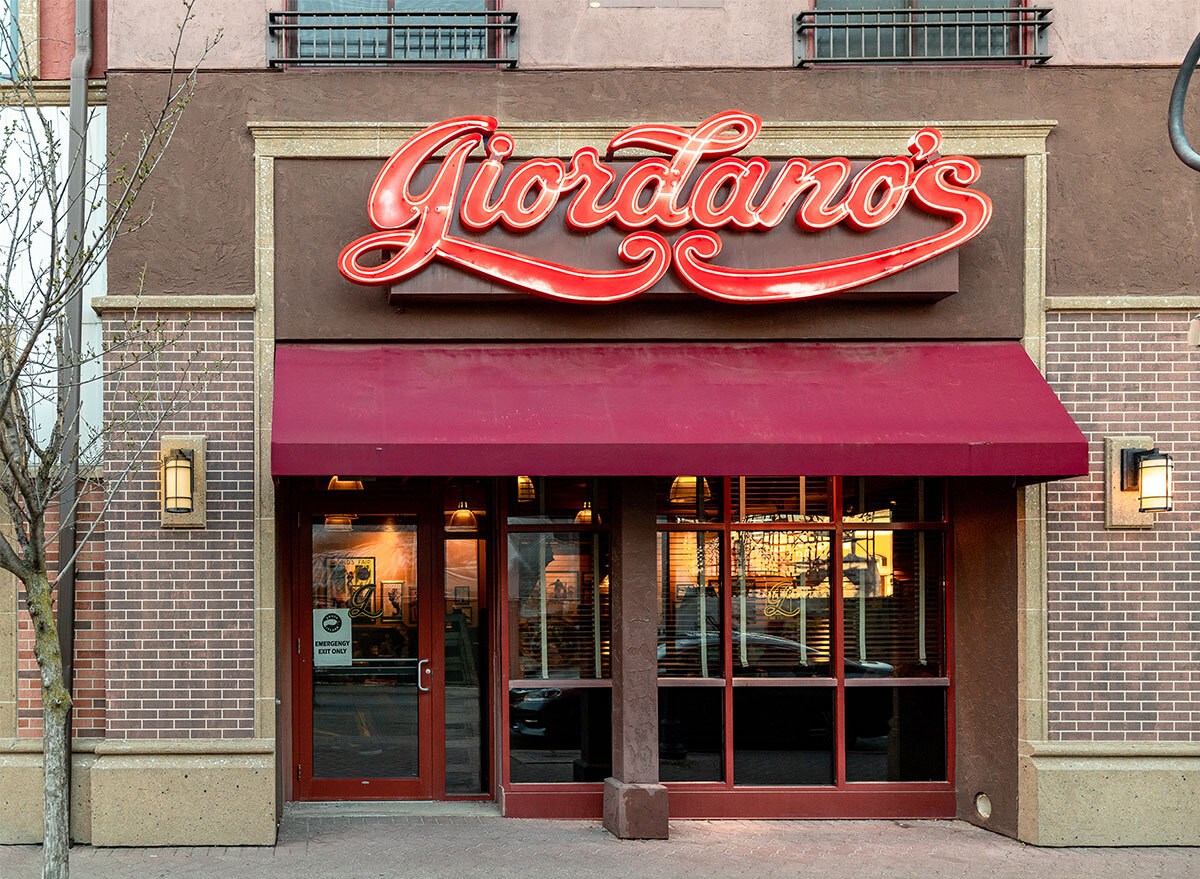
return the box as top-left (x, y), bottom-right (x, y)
top-left (271, 342), bottom-right (1087, 478)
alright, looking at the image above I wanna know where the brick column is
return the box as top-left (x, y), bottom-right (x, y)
top-left (603, 477), bottom-right (668, 839)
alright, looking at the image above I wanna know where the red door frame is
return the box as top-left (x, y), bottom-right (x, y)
top-left (292, 493), bottom-right (437, 801)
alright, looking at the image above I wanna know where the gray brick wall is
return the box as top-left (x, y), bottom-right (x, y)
top-left (101, 310), bottom-right (256, 738)
top-left (1045, 310), bottom-right (1200, 742)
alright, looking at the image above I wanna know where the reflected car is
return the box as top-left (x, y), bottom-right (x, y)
top-left (657, 632), bottom-right (893, 678)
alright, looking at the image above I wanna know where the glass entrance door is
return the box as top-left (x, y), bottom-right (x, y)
top-left (297, 509), bottom-right (434, 799)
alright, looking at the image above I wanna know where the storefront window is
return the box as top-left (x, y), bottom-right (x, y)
top-left (732, 688), bottom-right (835, 786)
top-left (842, 530), bottom-right (946, 677)
top-left (842, 476), bottom-right (944, 523)
top-left (733, 476), bottom-right (831, 523)
top-left (507, 532), bottom-right (611, 680)
top-left (659, 688), bottom-right (724, 782)
top-left (444, 535), bottom-right (487, 794)
top-left (656, 476), bottom-right (722, 523)
top-left (845, 687), bottom-right (947, 782)
top-left (655, 476), bottom-right (951, 792)
top-left (732, 530), bottom-right (833, 678)
top-left (657, 531), bottom-right (722, 678)
top-left (506, 478), bottom-right (613, 786)
top-left (507, 477), bottom-right (611, 526)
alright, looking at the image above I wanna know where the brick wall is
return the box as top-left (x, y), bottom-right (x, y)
top-left (1045, 310), bottom-right (1200, 742)
top-left (16, 489), bottom-right (106, 738)
top-left (102, 310), bottom-right (256, 738)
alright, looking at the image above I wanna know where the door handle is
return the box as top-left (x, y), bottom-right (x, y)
top-left (417, 658), bottom-right (431, 692)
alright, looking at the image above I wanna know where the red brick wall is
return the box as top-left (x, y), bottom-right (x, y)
top-left (16, 489), bottom-right (106, 738)
top-left (1045, 310), bottom-right (1200, 742)
top-left (101, 310), bottom-right (256, 738)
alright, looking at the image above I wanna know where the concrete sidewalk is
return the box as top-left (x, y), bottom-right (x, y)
top-left (1, 816), bottom-right (1197, 879)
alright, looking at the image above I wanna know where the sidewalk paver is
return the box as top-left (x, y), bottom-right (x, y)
top-left (1, 817), bottom-right (1197, 879)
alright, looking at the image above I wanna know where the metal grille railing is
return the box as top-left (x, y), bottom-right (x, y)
top-left (267, 9), bottom-right (518, 68)
top-left (795, 4), bottom-right (1051, 66)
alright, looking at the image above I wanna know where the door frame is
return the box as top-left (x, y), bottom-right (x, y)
top-left (292, 492), bottom-right (437, 801)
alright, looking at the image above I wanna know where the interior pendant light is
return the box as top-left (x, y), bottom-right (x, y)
top-left (324, 514), bottom-right (357, 532)
top-left (448, 497), bottom-right (479, 531)
top-left (669, 476), bottom-right (711, 504)
top-left (327, 476), bottom-right (364, 491)
top-left (573, 499), bottom-right (599, 524)
top-left (517, 475), bottom-right (537, 502)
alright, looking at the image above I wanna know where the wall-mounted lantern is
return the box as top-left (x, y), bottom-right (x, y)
top-left (160, 436), bottom-right (207, 529)
top-left (163, 449), bottom-right (195, 514)
top-left (1121, 447), bottom-right (1174, 513)
top-left (1106, 436), bottom-right (1173, 529)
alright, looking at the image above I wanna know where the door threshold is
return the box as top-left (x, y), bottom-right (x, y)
top-left (285, 801), bottom-right (500, 819)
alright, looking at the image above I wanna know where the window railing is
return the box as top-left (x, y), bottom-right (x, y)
top-left (795, 4), bottom-right (1051, 66)
top-left (267, 9), bottom-right (518, 68)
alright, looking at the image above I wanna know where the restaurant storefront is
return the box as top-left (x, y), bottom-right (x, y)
top-left (255, 110), bottom-right (1085, 835)
top-left (4, 4), bottom-right (1199, 851)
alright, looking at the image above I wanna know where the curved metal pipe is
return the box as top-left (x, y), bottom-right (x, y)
top-left (1169, 30), bottom-right (1200, 171)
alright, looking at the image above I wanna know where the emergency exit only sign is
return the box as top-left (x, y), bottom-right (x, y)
top-left (313, 609), bottom-right (352, 666)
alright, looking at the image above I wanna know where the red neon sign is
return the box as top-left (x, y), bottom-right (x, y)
top-left (339, 112), bottom-right (993, 304)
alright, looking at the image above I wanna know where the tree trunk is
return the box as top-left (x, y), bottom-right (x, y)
top-left (24, 570), bottom-right (71, 879)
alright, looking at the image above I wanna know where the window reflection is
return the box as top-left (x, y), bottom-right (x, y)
top-left (733, 688), bottom-right (834, 786)
top-left (507, 477), bottom-right (610, 526)
top-left (445, 538), bottom-right (486, 794)
top-left (845, 687), bottom-right (947, 782)
top-left (842, 476), bottom-right (944, 523)
top-left (657, 532), bottom-right (722, 678)
top-left (311, 514), bottom-right (421, 780)
top-left (733, 476), bottom-right (831, 523)
top-left (508, 532), bottom-right (610, 679)
top-left (732, 531), bottom-right (832, 677)
top-left (659, 688), bottom-right (724, 782)
top-left (843, 531), bottom-right (945, 677)
top-left (509, 687), bottom-right (612, 783)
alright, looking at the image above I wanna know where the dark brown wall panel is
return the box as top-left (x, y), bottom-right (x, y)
top-left (106, 68), bottom-right (1198, 340)
top-left (952, 478), bottom-right (1019, 838)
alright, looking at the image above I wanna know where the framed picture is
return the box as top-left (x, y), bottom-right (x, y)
top-left (328, 557), bottom-right (375, 603)
top-left (454, 585), bottom-right (471, 605)
top-left (546, 571), bottom-right (580, 602)
top-left (381, 581), bottom-right (407, 619)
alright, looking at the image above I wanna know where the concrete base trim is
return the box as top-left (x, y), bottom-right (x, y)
top-left (603, 778), bottom-right (669, 839)
top-left (1019, 753), bottom-right (1200, 846)
top-left (0, 739), bottom-right (277, 846)
top-left (0, 750), bottom-right (97, 844)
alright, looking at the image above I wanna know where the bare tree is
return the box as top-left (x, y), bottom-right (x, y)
top-left (0, 4), bottom-right (221, 877)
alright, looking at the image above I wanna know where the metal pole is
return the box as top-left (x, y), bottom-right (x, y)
top-left (1169, 31), bottom-right (1200, 171)
top-left (59, 0), bottom-right (93, 806)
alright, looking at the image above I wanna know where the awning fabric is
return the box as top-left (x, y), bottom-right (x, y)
top-left (272, 342), bottom-right (1087, 478)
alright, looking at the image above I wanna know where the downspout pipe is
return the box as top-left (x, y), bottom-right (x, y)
top-left (1169, 30), bottom-right (1200, 172)
top-left (59, 0), bottom-right (93, 794)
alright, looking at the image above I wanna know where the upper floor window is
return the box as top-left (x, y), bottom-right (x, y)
top-left (1, 0), bottom-right (17, 81)
top-left (795, 1), bottom-right (1051, 66)
top-left (268, 1), bottom-right (518, 68)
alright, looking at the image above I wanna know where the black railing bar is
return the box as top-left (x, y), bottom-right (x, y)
top-left (270, 22), bottom-right (517, 32)
top-left (799, 20), bottom-right (1047, 30)
top-left (268, 9), bottom-right (517, 17)
top-left (798, 54), bottom-right (1051, 64)
top-left (798, 6), bottom-right (1051, 15)
top-left (269, 55), bottom-right (516, 65)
